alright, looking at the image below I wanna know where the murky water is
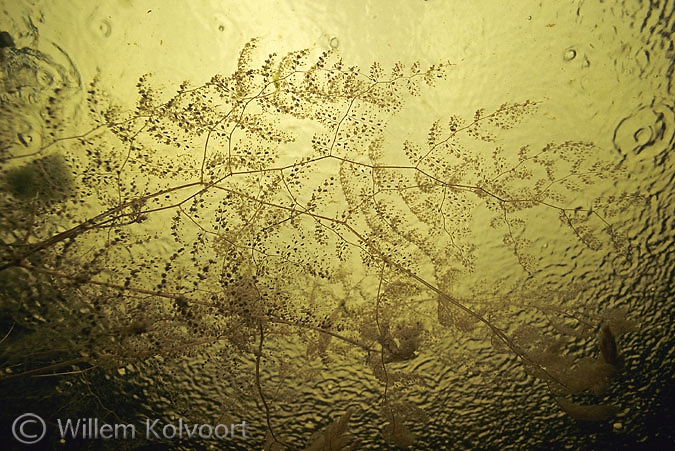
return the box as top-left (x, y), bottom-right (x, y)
top-left (1, 1), bottom-right (673, 450)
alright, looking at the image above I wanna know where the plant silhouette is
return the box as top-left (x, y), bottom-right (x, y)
top-left (0, 39), bottom-right (639, 449)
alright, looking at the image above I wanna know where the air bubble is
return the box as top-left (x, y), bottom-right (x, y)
top-left (563, 48), bottom-right (577, 61)
top-left (329, 37), bottom-right (339, 50)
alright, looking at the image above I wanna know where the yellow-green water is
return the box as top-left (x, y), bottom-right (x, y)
top-left (1, 1), bottom-right (673, 449)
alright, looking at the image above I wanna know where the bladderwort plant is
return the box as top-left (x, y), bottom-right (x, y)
top-left (1, 39), bottom-right (640, 449)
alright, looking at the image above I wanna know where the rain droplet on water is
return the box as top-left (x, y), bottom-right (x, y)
top-left (563, 48), bottom-right (577, 61)
top-left (98, 19), bottom-right (112, 38)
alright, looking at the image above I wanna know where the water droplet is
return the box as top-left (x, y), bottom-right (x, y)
top-left (633, 127), bottom-right (653, 151)
top-left (563, 48), bottom-right (577, 61)
top-left (98, 19), bottom-right (112, 38)
top-left (87, 10), bottom-right (112, 40)
top-left (37, 68), bottom-right (54, 87)
top-left (18, 132), bottom-right (33, 147)
top-left (613, 101), bottom-right (675, 165)
top-left (635, 48), bottom-right (650, 72)
top-left (17, 87), bottom-right (38, 104)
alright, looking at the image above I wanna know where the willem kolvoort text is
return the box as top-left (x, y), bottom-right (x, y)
top-left (57, 418), bottom-right (249, 440)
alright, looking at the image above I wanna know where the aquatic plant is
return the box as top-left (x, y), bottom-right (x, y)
top-left (0, 39), bottom-right (640, 448)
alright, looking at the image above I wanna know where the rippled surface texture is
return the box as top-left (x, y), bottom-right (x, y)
top-left (1, 1), bottom-right (673, 450)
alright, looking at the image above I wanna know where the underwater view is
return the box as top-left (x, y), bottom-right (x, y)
top-left (1, 1), bottom-right (673, 449)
